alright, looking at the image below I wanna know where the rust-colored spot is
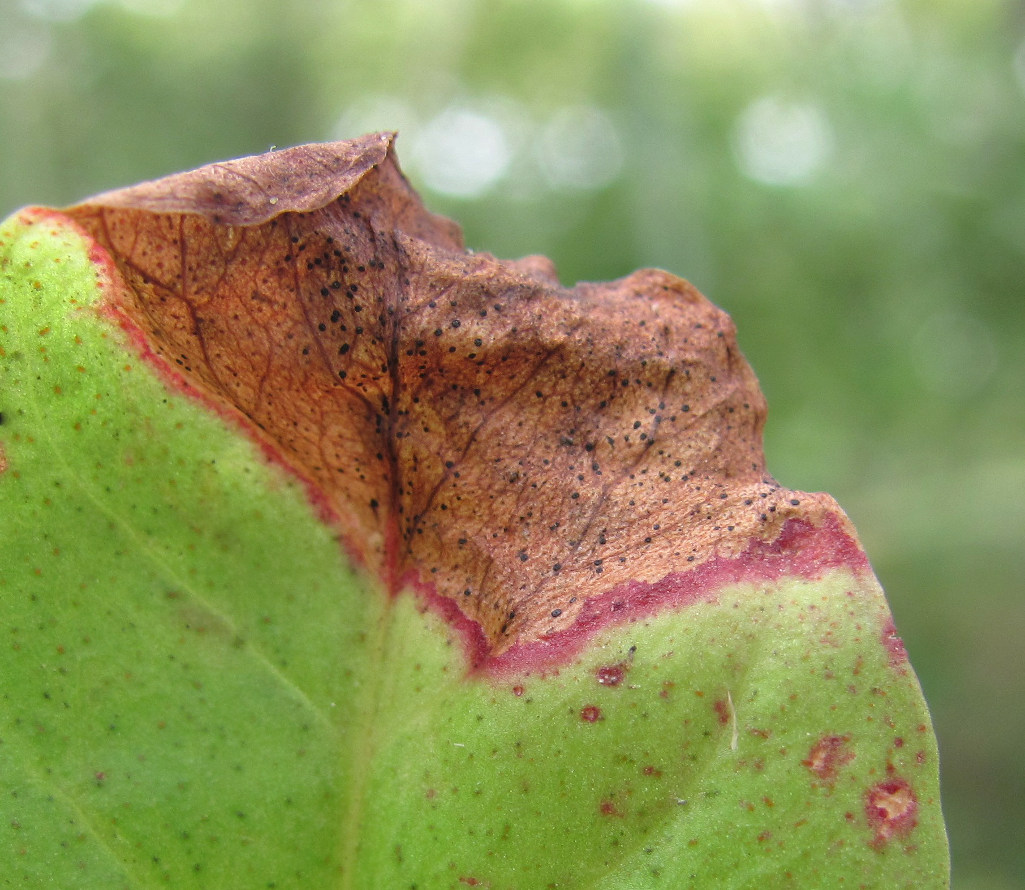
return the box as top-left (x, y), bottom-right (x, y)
top-left (881, 618), bottom-right (908, 670)
top-left (580, 705), bottom-right (602, 723)
top-left (599, 799), bottom-right (623, 817)
top-left (595, 663), bottom-right (625, 686)
top-left (802, 735), bottom-right (854, 782)
top-left (865, 777), bottom-right (918, 846)
top-left (713, 698), bottom-right (731, 725)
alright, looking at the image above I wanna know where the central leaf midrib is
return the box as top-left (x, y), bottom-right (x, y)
top-left (336, 589), bottom-right (401, 890)
top-left (335, 226), bottom-right (410, 890)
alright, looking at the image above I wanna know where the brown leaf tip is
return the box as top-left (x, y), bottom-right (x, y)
top-left (68, 134), bottom-right (851, 656)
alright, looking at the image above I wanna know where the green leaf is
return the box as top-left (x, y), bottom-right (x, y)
top-left (0, 140), bottom-right (948, 888)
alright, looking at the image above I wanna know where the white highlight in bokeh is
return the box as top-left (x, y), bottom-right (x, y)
top-left (0, 20), bottom-right (52, 80)
top-left (18, 0), bottom-right (98, 22)
top-left (331, 94), bottom-right (623, 200)
top-left (410, 104), bottom-right (515, 199)
top-left (535, 105), bottom-right (623, 192)
top-left (118, 0), bottom-right (186, 16)
top-left (332, 95), bottom-right (420, 144)
top-left (733, 95), bottom-right (833, 186)
top-left (1014, 36), bottom-right (1025, 97)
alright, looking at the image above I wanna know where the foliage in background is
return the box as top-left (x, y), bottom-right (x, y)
top-left (1, 0), bottom-right (1022, 886)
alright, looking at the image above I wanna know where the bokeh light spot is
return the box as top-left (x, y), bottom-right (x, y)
top-left (19, 0), bottom-right (99, 22)
top-left (332, 95), bottom-right (420, 143)
top-left (0, 20), bottom-right (52, 80)
top-left (410, 104), bottom-right (514, 199)
top-left (535, 105), bottom-right (623, 192)
top-left (118, 0), bottom-right (186, 16)
top-left (733, 96), bottom-right (833, 186)
top-left (1013, 37), bottom-right (1025, 98)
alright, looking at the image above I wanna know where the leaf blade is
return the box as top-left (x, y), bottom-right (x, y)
top-left (1, 212), bottom-right (358, 887)
top-left (1, 136), bottom-right (948, 887)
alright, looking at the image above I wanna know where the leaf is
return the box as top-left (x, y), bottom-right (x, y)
top-left (0, 135), bottom-right (949, 887)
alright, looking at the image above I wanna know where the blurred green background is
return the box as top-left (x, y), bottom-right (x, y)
top-left (1, 0), bottom-right (1021, 885)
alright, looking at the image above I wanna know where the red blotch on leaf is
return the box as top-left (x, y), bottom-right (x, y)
top-left (580, 705), bottom-right (602, 723)
top-left (881, 618), bottom-right (909, 670)
top-left (595, 664), bottom-right (625, 686)
top-left (802, 735), bottom-right (854, 782)
top-left (713, 698), bottom-right (731, 725)
top-left (865, 777), bottom-right (918, 847)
